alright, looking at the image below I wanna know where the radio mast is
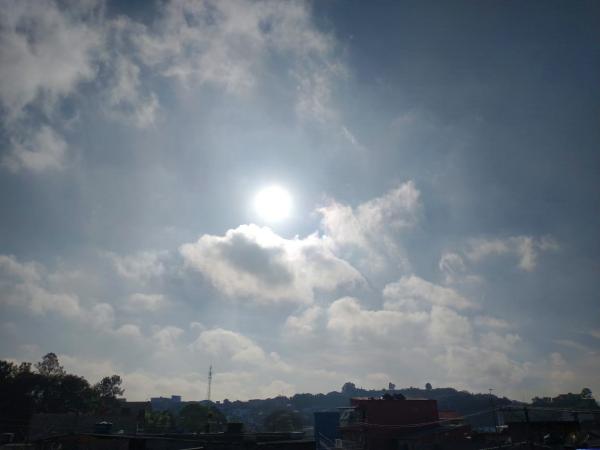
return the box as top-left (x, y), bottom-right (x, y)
top-left (206, 365), bottom-right (213, 401)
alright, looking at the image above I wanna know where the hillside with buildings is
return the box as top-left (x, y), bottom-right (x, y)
top-left (1, 354), bottom-right (599, 449)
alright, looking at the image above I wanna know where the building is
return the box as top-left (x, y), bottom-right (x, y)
top-left (500, 406), bottom-right (600, 448)
top-left (314, 411), bottom-right (340, 450)
top-left (338, 396), bottom-right (471, 450)
top-left (150, 396), bottom-right (183, 413)
top-left (28, 401), bottom-right (150, 439)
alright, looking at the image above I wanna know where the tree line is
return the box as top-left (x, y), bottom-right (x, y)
top-left (0, 353), bottom-right (124, 439)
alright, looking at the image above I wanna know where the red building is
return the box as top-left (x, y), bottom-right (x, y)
top-left (339, 396), bottom-right (471, 450)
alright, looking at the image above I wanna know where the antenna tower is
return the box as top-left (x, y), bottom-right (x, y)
top-left (207, 365), bottom-right (213, 401)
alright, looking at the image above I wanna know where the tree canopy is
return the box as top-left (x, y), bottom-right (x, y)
top-left (0, 354), bottom-right (125, 439)
top-left (178, 402), bottom-right (226, 433)
top-left (35, 353), bottom-right (65, 377)
top-left (263, 409), bottom-right (303, 432)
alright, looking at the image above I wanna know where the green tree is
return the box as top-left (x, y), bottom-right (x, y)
top-left (60, 374), bottom-right (94, 412)
top-left (341, 382), bottom-right (357, 396)
top-left (94, 375), bottom-right (124, 398)
top-left (263, 409), bottom-right (303, 432)
top-left (93, 375), bottom-right (124, 413)
top-left (178, 403), bottom-right (226, 433)
top-left (35, 353), bottom-right (65, 377)
top-left (581, 388), bottom-right (593, 399)
top-left (145, 410), bottom-right (175, 433)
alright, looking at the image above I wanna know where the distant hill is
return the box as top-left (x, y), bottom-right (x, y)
top-left (215, 383), bottom-right (517, 429)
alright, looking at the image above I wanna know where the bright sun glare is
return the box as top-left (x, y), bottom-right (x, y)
top-left (254, 185), bottom-right (292, 222)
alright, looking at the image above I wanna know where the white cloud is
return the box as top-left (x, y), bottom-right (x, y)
top-left (180, 224), bottom-right (362, 304)
top-left (2, 126), bottom-right (68, 172)
top-left (0, 0), bottom-right (101, 118)
top-left (0, 255), bottom-right (42, 283)
top-left (474, 315), bottom-right (511, 330)
top-left (438, 252), bottom-right (483, 285)
top-left (152, 326), bottom-right (184, 352)
top-left (103, 51), bottom-right (159, 128)
top-left (0, 0), bottom-right (102, 173)
top-left (284, 306), bottom-right (322, 336)
top-left (436, 345), bottom-right (530, 389)
top-left (190, 328), bottom-right (293, 375)
top-left (0, 254), bottom-right (82, 318)
top-left (323, 290), bottom-right (536, 394)
top-left (428, 306), bottom-right (472, 345)
top-left (125, 293), bottom-right (169, 312)
top-left (134, 0), bottom-right (336, 103)
top-left (318, 181), bottom-right (421, 271)
top-left (364, 372), bottom-right (392, 389)
top-left (114, 324), bottom-right (142, 339)
top-left (14, 283), bottom-right (82, 318)
top-left (88, 303), bottom-right (115, 329)
top-left (1, 0), bottom-right (346, 174)
top-left (465, 235), bottom-right (559, 272)
top-left (326, 297), bottom-right (428, 340)
top-left (295, 64), bottom-right (341, 124)
top-left (0, 255), bottom-right (151, 337)
top-left (480, 331), bottom-right (521, 352)
top-left (109, 251), bottom-right (166, 283)
top-left (383, 275), bottom-right (475, 311)
top-left (193, 328), bottom-right (266, 365)
top-left (59, 354), bottom-right (120, 384)
top-left (257, 379), bottom-right (296, 398)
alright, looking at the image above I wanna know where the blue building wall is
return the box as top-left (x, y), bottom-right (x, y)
top-left (314, 411), bottom-right (340, 450)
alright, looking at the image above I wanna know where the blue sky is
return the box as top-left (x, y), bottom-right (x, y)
top-left (0, 0), bottom-right (599, 401)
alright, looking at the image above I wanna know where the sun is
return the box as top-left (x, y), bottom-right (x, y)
top-left (254, 185), bottom-right (292, 222)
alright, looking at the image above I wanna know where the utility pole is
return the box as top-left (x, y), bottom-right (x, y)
top-left (207, 365), bottom-right (213, 402)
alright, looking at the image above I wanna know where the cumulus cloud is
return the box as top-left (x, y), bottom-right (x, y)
top-left (474, 315), bottom-right (511, 330)
top-left (124, 293), bottom-right (169, 312)
top-left (109, 251), bottom-right (167, 283)
top-left (383, 275), bottom-right (475, 311)
top-left (88, 303), bottom-right (115, 329)
top-left (436, 345), bottom-right (530, 389)
top-left (428, 306), bottom-right (473, 345)
top-left (114, 324), bottom-right (142, 339)
top-left (0, 254), bottom-right (82, 318)
top-left (326, 297), bottom-right (428, 340)
top-left (152, 326), bottom-right (184, 352)
top-left (284, 306), bottom-right (322, 336)
top-left (190, 328), bottom-right (292, 375)
top-left (324, 287), bottom-right (531, 392)
top-left (192, 328), bottom-right (267, 365)
top-left (0, 254), bottom-right (146, 335)
top-left (180, 224), bottom-right (363, 304)
top-left (318, 181), bottom-right (421, 271)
